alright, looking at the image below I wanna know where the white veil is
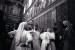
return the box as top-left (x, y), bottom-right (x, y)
top-left (15, 22), bottom-right (28, 45)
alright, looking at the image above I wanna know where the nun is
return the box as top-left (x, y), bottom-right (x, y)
top-left (9, 22), bottom-right (33, 50)
top-left (40, 28), bottom-right (55, 50)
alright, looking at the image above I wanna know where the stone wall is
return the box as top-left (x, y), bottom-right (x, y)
top-left (68, 0), bottom-right (75, 30)
top-left (56, 1), bottom-right (68, 24)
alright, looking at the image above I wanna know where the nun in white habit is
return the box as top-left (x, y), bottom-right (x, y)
top-left (40, 28), bottom-right (55, 50)
top-left (9, 22), bottom-right (33, 50)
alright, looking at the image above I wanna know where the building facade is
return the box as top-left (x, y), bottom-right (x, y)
top-left (23, 0), bottom-right (68, 31)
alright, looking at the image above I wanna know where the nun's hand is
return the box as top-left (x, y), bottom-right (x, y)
top-left (25, 42), bottom-right (28, 45)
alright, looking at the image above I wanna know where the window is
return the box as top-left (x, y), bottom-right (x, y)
top-left (52, 8), bottom-right (56, 23)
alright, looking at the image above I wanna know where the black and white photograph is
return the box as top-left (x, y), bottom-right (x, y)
top-left (0, 0), bottom-right (75, 50)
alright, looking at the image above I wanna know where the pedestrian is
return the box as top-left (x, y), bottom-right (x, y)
top-left (63, 20), bottom-right (73, 50)
top-left (31, 24), bottom-right (41, 50)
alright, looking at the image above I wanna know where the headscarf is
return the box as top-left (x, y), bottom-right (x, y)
top-left (15, 22), bottom-right (28, 45)
top-left (63, 20), bottom-right (71, 28)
